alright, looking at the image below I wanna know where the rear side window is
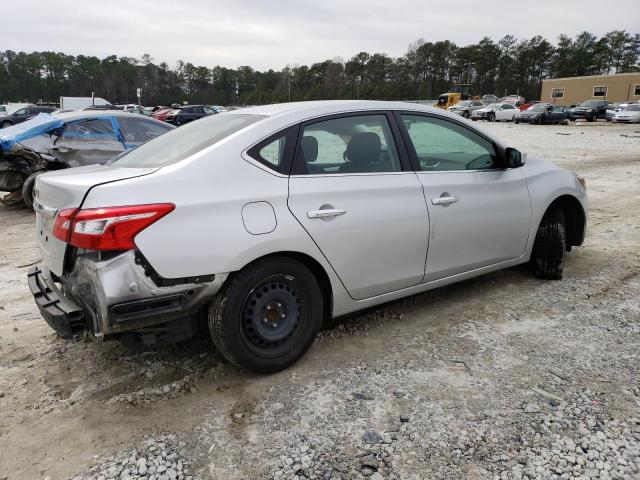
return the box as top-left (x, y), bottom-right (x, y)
top-left (113, 114), bottom-right (265, 167)
top-left (292, 114), bottom-right (401, 175)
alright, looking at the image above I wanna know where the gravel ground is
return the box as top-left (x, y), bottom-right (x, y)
top-left (0, 120), bottom-right (638, 480)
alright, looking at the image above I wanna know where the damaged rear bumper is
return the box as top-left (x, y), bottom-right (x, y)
top-left (29, 251), bottom-right (227, 338)
top-left (28, 265), bottom-right (85, 338)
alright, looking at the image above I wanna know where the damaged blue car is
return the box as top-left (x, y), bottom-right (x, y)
top-left (0, 111), bottom-right (173, 209)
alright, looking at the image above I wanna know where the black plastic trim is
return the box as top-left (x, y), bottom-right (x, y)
top-left (110, 294), bottom-right (184, 323)
top-left (27, 266), bottom-right (85, 338)
top-left (134, 250), bottom-right (215, 287)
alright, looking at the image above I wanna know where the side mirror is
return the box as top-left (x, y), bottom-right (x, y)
top-left (505, 147), bottom-right (525, 168)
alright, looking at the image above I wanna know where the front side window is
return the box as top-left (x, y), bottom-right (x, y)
top-left (293, 114), bottom-right (401, 175)
top-left (593, 86), bottom-right (607, 97)
top-left (401, 114), bottom-right (497, 172)
top-left (13, 108), bottom-right (27, 116)
top-left (59, 118), bottom-right (118, 143)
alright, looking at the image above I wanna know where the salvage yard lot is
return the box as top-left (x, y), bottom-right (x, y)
top-left (0, 121), bottom-right (639, 479)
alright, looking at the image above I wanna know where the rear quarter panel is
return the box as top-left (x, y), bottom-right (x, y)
top-left (81, 136), bottom-right (344, 298)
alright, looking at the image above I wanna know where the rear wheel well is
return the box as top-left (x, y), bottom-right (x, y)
top-left (543, 195), bottom-right (586, 249)
top-left (229, 252), bottom-right (333, 320)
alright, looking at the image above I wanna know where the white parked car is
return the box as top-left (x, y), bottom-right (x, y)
top-left (29, 101), bottom-right (588, 372)
top-left (612, 104), bottom-right (640, 123)
top-left (471, 102), bottom-right (519, 122)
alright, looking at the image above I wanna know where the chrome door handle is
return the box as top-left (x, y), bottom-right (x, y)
top-left (431, 196), bottom-right (460, 206)
top-left (307, 209), bottom-right (346, 219)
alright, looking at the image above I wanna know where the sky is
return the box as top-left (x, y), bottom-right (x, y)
top-left (3, 0), bottom-right (639, 70)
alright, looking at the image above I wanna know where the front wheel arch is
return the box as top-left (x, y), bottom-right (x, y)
top-left (539, 195), bottom-right (586, 250)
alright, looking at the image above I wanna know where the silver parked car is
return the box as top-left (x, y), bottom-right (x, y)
top-left (29, 101), bottom-right (588, 373)
top-left (612, 104), bottom-right (640, 123)
top-left (447, 100), bottom-right (485, 118)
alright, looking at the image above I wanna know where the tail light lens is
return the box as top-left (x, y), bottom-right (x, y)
top-left (52, 207), bottom-right (78, 242)
top-left (52, 204), bottom-right (175, 251)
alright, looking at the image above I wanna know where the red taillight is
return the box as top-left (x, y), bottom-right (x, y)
top-left (52, 204), bottom-right (174, 251)
top-left (52, 208), bottom-right (78, 242)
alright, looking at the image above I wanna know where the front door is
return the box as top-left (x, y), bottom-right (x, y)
top-left (398, 113), bottom-right (532, 281)
top-left (287, 113), bottom-right (429, 300)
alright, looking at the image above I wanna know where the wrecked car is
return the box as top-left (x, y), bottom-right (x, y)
top-left (0, 111), bottom-right (173, 208)
top-left (28, 101), bottom-right (588, 374)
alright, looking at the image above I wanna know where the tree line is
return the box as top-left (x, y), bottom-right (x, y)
top-left (1, 31), bottom-right (638, 106)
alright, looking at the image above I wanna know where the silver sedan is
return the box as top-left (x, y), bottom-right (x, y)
top-left (29, 100), bottom-right (588, 372)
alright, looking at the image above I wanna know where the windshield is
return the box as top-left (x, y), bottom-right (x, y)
top-left (113, 114), bottom-right (265, 167)
top-left (486, 103), bottom-right (500, 109)
top-left (580, 101), bottom-right (602, 107)
top-left (528, 104), bottom-right (548, 111)
top-left (623, 104), bottom-right (640, 111)
top-left (454, 101), bottom-right (471, 107)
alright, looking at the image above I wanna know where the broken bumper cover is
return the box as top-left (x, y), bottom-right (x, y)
top-left (29, 251), bottom-right (228, 338)
top-left (28, 265), bottom-right (85, 338)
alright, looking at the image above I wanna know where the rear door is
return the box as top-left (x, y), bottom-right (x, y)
top-left (397, 113), bottom-right (531, 282)
top-left (11, 107), bottom-right (30, 124)
top-left (50, 117), bottom-right (126, 166)
top-left (287, 112), bottom-right (429, 300)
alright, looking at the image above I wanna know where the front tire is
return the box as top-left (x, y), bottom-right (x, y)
top-left (0, 121), bottom-right (12, 129)
top-left (22, 170), bottom-right (45, 210)
top-left (531, 209), bottom-right (566, 280)
top-left (488, 113), bottom-right (496, 122)
top-left (208, 256), bottom-right (323, 373)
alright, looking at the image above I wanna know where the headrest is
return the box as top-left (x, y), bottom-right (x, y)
top-left (300, 136), bottom-right (318, 163)
top-left (345, 132), bottom-right (382, 166)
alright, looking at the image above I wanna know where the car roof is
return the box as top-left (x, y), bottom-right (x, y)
top-left (231, 100), bottom-right (447, 119)
top-left (217, 100), bottom-right (509, 152)
top-left (54, 110), bottom-right (163, 121)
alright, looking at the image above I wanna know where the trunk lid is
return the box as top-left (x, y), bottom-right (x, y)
top-left (34, 164), bottom-right (157, 275)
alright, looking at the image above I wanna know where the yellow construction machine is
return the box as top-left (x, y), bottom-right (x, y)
top-left (434, 84), bottom-right (479, 109)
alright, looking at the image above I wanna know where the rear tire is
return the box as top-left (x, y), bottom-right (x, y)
top-left (0, 121), bottom-right (12, 129)
top-left (531, 209), bottom-right (566, 280)
top-left (462, 111), bottom-right (469, 119)
top-left (488, 113), bottom-right (496, 122)
top-left (208, 256), bottom-right (323, 373)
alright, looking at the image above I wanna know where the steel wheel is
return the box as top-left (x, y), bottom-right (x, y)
top-left (240, 275), bottom-right (303, 357)
top-left (208, 256), bottom-right (323, 373)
